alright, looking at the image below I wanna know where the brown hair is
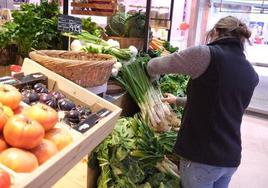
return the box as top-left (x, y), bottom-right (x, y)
top-left (206, 16), bottom-right (251, 47)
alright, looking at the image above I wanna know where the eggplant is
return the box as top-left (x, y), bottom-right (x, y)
top-left (22, 90), bottom-right (40, 103)
top-left (45, 98), bottom-right (57, 109)
top-left (65, 109), bottom-right (80, 119)
top-left (33, 83), bottom-right (48, 93)
top-left (65, 109), bottom-right (80, 124)
top-left (51, 91), bottom-right (65, 101)
top-left (58, 98), bottom-right (76, 111)
top-left (39, 93), bottom-right (53, 103)
top-left (75, 105), bottom-right (91, 116)
top-left (22, 97), bottom-right (30, 105)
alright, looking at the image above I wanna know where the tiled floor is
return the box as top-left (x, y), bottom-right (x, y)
top-left (229, 112), bottom-right (268, 188)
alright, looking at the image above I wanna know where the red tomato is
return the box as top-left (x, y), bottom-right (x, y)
top-left (30, 139), bottom-right (58, 165)
top-left (45, 128), bottom-right (73, 151)
top-left (0, 148), bottom-right (38, 173)
top-left (3, 114), bottom-right (45, 149)
top-left (0, 170), bottom-right (11, 188)
top-left (0, 107), bottom-right (8, 132)
top-left (0, 135), bottom-right (8, 153)
top-left (0, 84), bottom-right (22, 110)
top-left (24, 103), bottom-right (58, 131)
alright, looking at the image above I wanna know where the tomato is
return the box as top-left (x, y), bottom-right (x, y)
top-left (45, 128), bottom-right (73, 150)
top-left (30, 139), bottom-right (58, 165)
top-left (13, 105), bottom-right (24, 115)
top-left (4, 114), bottom-right (45, 149)
top-left (2, 106), bottom-right (13, 118)
top-left (0, 107), bottom-right (8, 132)
top-left (24, 103), bottom-right (58, 131)
top-left (0, 148), bottom-right (38, 173)
top-left (0, 135), bottom-right (8, 153)
top-left (0, 84), bottom-right (22, 110)
top-left (0, 170), bottom-right (11, 188)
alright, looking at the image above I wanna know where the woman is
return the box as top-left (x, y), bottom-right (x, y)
top-left (147, 16), bottom-right (259, 188)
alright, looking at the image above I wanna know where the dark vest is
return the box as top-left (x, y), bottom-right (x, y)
top-left (173, 38), bottom-right (259, 167)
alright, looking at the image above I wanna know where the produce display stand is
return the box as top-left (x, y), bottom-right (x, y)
top-left (2, 58), bottom-right (121, 188)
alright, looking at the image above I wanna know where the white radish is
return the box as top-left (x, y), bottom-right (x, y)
top-left (113, 62), bottom-right (122, 69)
top-left (111, 68), bottom-right (119, 77)
top-left (71, 40), bottom-right (83, 51)
top-left (107, 39), bottom-right (120, 48)
top-left (129, 45), bottom-right (138, 57)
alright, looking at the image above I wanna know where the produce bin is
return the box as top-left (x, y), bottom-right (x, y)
top-left (0, 58), bottom-right (121, 188)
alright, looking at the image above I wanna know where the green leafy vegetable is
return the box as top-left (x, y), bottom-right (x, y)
top-left (90, 116), bottom-right (181, 188)
top-left (105, 11), bottom-right (146, 38)
top-left (105, 12), bottom-right (128, 37)
top-left (163, 41), bottom-right (179, 53)
top-left (125, 11), bottom-right (146, 38)
top-left (82, 17), bottom-right (104, 38)
top-left (159, 74), bottom-right (189, 119)
top-left (0, 0), bottom-right (63, 57)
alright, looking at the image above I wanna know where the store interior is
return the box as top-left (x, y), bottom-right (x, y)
top-left (0, 0), bottom-right (267, 188)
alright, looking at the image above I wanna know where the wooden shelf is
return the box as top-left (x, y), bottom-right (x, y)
top-left (150, 20), bottom-right (171, 30)
top-left (71, 1), bottom-right (117, 17)
top-left (71, 10), bottom-right (114, 16)
top-left (71, 2), bottom-right (115, 10)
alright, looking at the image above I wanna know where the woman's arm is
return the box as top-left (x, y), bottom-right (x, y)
top-left (162, 93), bottom-right (187, 107)
top-left (176, 97), bottom-right (187, 107)
top-left (147, 45), bottom-right (211, 79)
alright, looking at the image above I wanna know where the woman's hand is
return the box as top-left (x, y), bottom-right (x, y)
top-left (161, 93), bottom-right (177, 105)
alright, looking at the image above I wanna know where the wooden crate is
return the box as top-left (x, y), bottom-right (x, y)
top-left (71, 0), bottom-right (117, 16)
top-left (0, 58), bottom-right (121, 188)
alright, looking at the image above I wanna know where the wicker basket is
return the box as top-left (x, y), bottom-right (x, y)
top-left (105, 36), bottom-right (144, 50)
top-left (29, 50), bottom-right (117, 87)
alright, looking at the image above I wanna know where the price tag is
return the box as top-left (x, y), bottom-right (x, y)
top-left (73, 108), bottom-right (112, 134)
top-left (57, 14), bottom-right (82, 34)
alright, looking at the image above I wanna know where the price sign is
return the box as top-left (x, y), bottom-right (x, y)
top-left (73, 109), bottom-right (111, 134)
top-left (58, 14), bottom-right (82, 34)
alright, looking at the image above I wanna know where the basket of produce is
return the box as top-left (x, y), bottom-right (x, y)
top-left (29, 50), bottom-right (117, 87)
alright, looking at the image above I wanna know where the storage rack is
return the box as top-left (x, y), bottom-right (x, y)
top-left (62, 0), bottom-right (175, 51)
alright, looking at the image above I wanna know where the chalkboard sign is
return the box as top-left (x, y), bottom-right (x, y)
top-left (58, 14), bottom-right (82, 34)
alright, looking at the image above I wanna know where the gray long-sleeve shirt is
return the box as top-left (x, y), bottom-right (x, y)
top-left (147, 45), bottom-right (211, 79)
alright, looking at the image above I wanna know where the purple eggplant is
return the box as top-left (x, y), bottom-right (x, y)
top-left (45, 98), bottom-right (57, 109)
top-left (75, 105), bottom-right (91, 116)
top-left (65, 109), bottom-right (80, 123)
top-left (22, 90), bottom-right (40, 103)
top-left (51, 91), bottom-right (65, 101)
top-left (33, 83), bottom-right (48, 93)
top-left (39, 93), bottom-right (53, 103)
top-left (22, 97), bottom-right (30, 105)
top-left (58, 98), bottom-right (76, 111)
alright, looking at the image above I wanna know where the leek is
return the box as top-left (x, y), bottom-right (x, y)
top-left (117, 58), bottom-right (180, 132)
top-left (63, 31), bottom-right (133, 61)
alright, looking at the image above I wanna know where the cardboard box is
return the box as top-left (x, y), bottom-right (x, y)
top-left (0, 58), bottom-right (121, 188)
